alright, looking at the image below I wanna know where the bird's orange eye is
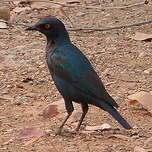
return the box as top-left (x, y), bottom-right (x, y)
top-left (44, 24), bottom-right (52, 29)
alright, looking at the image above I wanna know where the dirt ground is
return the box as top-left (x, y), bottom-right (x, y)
top-left (0, 1), bottom-right (152, 152)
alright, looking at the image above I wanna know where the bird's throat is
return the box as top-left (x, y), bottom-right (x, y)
top-left (46, 40), bottom-right (57, 52)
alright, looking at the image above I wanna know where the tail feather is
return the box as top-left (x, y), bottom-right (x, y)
top-left (98, 101), bottom-right (132, 129)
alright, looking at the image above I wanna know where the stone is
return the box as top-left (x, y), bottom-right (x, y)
top-left (143, 68), bottom-right (152, 74)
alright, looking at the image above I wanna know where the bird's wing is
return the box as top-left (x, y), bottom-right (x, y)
top-left (50, 45), bottom-right (118, 108)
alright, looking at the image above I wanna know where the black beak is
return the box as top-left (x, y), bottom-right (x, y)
top-left (26, 25), bottom-right (39, 31)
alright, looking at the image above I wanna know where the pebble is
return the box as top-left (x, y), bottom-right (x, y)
top-left (14, 96), bottom-right (28, 105)
top-left (138, 52), bottom-right (147, 58)
top-left (76, 12), bottom-right (87, 17)
top-left (25, 92), bottom-right (38, 97)
top-left (27, 67), bottom-right (37, 73)
top-left (143, 68), bottom-right (152, 74)
top-left (0, 21), bottom-right (7, 29)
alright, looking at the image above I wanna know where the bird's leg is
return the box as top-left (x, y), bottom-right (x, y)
top-left (56, 112), bottom-right (72, 135)
top-left (56, 100), bottom-right (74, 135)
top-left (74, 103), bottom-right (89, 132)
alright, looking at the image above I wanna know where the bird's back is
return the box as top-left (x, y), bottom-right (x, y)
top-left (47, 43), bottom-right (118, 108)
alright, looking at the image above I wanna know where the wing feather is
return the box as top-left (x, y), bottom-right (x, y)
top-left (50, 45), bottom-right (118, 108)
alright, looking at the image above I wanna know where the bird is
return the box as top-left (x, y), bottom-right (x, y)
top-left (26, 16), bottom-right (132, 135)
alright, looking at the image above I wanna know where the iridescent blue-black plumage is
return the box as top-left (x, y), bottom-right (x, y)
top-left (26, 17), bottom-right (131, 134)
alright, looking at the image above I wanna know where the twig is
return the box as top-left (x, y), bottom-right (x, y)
top-left (106, 0), bottom-right (148, 9)
top-left (67, 20), bottom-right (152, 31)
top-left (26, 0), bottom-right (147, 10)
top-left (108, 77), bottom-right (140, 83)
top-left (1, 19), bottom-right (152, 32)
top-left (116, 79), bottom-right (140, 83)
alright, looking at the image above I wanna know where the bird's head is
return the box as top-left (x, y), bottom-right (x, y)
top-left (26, 17), bottom-right (69, 42)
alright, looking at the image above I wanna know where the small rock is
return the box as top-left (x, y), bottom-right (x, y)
top-left (14, 97), bottom-right (28, 105)
top-left (0, 20), bottom-right (7, 29)
top-left (4, 129), bottom-right (13, 133)
top-left (131, 134), bottom-right (140, 139)
top-left (39, 64), bottom-right (46, 68)
top-left (14, 101), bottom-right (22, 105)
top-left (45, 129), bottom-right (53, 135)
top-left (13, 7), bottom-right (31, 13)
top-left (143, 68), bottom-right (152, 74)
top-left (138, 52), bottom-right (147, 58)
top-left (25, 93), bottom-right (37, 97)
top-left (6, 85), bottom-right (13, 89)
top-left (76, 12), bottom-right (87, 17)
top-left (132, 126), bottom-right (139, 129)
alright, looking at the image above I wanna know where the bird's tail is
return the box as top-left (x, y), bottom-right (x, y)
top-left (97, 101), bottom-right (132, 129)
